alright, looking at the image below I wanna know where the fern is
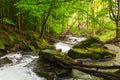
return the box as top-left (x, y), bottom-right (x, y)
top-left (0, 18), bottom-right (15, 26)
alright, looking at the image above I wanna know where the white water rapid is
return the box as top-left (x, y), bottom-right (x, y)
top-left (0, 51), bottom-right (46, 80)
top-left (55, 36), bottom-right (86, 52)
top-left (0, 36), bottom-right (88, 80)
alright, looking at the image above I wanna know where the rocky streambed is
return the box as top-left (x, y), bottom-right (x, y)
top-left (0, 36), bottom-right (120, 80)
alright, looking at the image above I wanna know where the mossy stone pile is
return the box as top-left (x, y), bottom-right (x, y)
top-left (68, 37), bottom-right (116, 60)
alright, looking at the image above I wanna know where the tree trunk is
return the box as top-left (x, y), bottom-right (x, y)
top-left (0, 0), bottom-right (2, 20)
top-left (116, 0), bottom-right (120, 39)
top-left (40, 4), bottom-right (52, 38)
top-left (91, 0), bottom-right (96, 36)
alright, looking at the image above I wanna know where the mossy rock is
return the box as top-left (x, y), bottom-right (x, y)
top-left (88, 48), bottom-right (116, 60)
top-left (68, 48), bottom-right (89, 59)
top-left (36, 71), bottom-right (55, 80)
top-left (0, 50), bottom-right (7, 57)
top-left (31, 38), bottom-right (49, 50)
top-left (0, 52), bottom-right (4, 57)
top-left (49, 45), bottom-right (56, 50)
top-left (19, 44), bottom-right (32, 51)
top-left (73, 37), bottom-right (103, 49)
top-left (0, 52), bottom-right (7, 57)
top-left (56, 49), bottom-right (62, 52)
top-left (39, 49), bottom-right (71, 62)
top-left (104, 44), bottom-right (120, 52)
top-left (0, 57), bottom-right (12, 66)
top-left (37, 50), bottom-right (71, 79)
top-left (68, 48), bottom-right (116, 60)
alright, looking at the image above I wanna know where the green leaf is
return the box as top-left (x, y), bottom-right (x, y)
top-left (0, 18), bottom-right (15, 26)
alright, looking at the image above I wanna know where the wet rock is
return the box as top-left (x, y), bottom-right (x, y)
top-left (114, 69), bottom-right (120, 76)
top-left (19, 44), bottom-right (32, 52)
top-left (73, 37), bottom-right (103, 49)
top-left (73, 58), bottom-right (92, 64)
top-left (36, 49), bottom-right (72, 79)
top-left (49, 45), bottom-right (56, 50)
top-left (68, 48), bottom-right (89, 59)
top-left (56, 49), bottom-right (62, 52)
top-left (36, 71), bottom-right (55, 80)
top-left (68, 48), bottom-right (116, 60)
top-left (0, 57), bottom-right (12, 66)
top-left (0, 52), bottom-right (5, 57)
top-left (0, 50), bottom-right (7, 57)
top-left (88, 48), bottom-right (116, 60)
top-left (104, 44), bottom-right (120, 52)
top-left (54, 67), bottom-right (71, 76)
top-left (39, 49), bottom-right (69, 62)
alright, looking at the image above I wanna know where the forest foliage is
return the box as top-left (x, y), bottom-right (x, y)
top-left (0, 0), bottom-right (119, 51)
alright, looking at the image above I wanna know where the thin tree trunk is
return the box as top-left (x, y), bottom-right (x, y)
top-left (116, 0), bottom-right (120, 39)
top-left (18, 8), bottom-right (21, 31)
top-left (40, 4), bottom-right (52, 38)
top-left (91, 0), bottom-right (96, 36)
top-left (0, 0), bottom-right (2, 20)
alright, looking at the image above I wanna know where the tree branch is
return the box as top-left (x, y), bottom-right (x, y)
top-left (109, 0), bottom-right (117, 21)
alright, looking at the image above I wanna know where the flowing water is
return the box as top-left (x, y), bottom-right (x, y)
top-left (0, 36), bottom-right (120, 80)
top-left (54, 36), bottom-right (86, 52)
top-left (54, 36), bottom-right (120, 80)
top-left (0, 51), bottom-right (46, 80)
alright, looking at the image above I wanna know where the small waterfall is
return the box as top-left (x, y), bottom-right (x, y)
top-left (55, 36), bottom-right (86, 52)
top-left (0, 52), bottom-right (46, 80)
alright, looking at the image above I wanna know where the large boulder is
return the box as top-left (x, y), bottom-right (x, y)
top-left (39, 49), bottom-right (70, 62)
top-left (88, 48), bottom-right (116, 60)
top-left (68, 48), bottom-right (116, 60)
top-left (73, 37), bottom-right (103, 49)
top-left (36, 49), bottom-right (71, 79)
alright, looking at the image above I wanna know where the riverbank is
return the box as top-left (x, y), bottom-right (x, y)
top-left (0, 24), bottom-right (60, 57)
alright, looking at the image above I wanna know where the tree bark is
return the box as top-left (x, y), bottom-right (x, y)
top-left (40, 4), bottom-right (52, 38)
top-left (91, 0), bottom-right (96, 36)
top-left (116, 0), bottom-right (120, 39)
top-left (0, 0), bottom-right (2, 20)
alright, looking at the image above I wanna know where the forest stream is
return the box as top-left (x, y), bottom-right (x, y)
top-left (0, 36), bottom-right (120, 80)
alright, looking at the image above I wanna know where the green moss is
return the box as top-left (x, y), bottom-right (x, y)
top-left (36, 71), bottom-right (55, 80)
top-left (40, 49), bottom-right (71, 62)
top-left (36, 38), bottom-right (49, 50)
top-left (28, 45), bottom-right (37, 55)
top-left (68, 48), bottom-right (116, 60)
top-left (68, 48), bottom-right (89, 59)
top-left (88, 48), bottom-right (116, 60)
top-left (19, 44), bottom-right (31, 51)
top-left (49, 45), bottom-right (56, 50)
top-left (73, 37), bottom-right (103, 49)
